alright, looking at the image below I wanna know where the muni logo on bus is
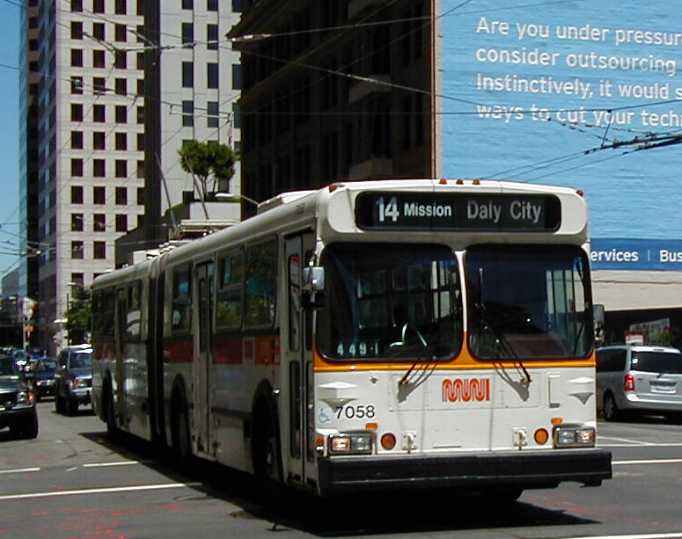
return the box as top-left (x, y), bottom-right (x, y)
top-left (442, 378), bottom-right (491, 402)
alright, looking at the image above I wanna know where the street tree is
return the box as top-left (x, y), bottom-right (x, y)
top-left (178, 140), bottom-right (238, 201)
top-left (64, 286), bottom-right (91, 345)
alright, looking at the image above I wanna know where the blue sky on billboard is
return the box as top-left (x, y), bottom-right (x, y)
top-left (437, 0), bottom-right (682, 240)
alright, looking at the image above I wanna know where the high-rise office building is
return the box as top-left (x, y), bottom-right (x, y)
top-left (22, 0), bottom-right (243, 352)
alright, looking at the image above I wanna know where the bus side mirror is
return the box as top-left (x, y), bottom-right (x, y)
top-left (302, 267), bottom-right (325, 309)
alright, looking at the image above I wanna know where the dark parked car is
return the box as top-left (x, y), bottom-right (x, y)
top-left (24, 357), bottom-right (57, 401)
top-left (55, 346), bottom-right (93, 415)
top-left (0, 356), bottom-right (38, 438)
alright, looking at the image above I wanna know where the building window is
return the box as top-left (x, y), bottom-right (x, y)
top-left (115, 0), bottom-right (126, 15)
top-left (137, 161), bottom-right (145, 178)
top-left (94, 241), bottom-right (106, 259)
top-left (115, 214), bottom-right (128, 233)
top-left (207, 24), bottom-right (218, 50)
top-left (232, 103), bottom-right (241, 129)
top-left (115, 78), bottom-right (127, 96)
top-left (115, 23), bottom-right (127, 42)
top-left (137, 52), bottom-right (144, 70)
top-left (93, 131), bottom-right (106, 150)
top-left (136, 79), bottom-right (144, 96)
top-left (115, 133), bottom-right (127, 150)
top-left (182, 62), bottom-right (193, 88)
top-left (71, 0), bottom-right (83, 11)
top-left (71, 273), bottom-right (85, 288)
top-left (71, 186), bottom-right (83, 204)
top-left (207, 101), bottom-right (219, 128)
top-left (71, 159), bottom-right (83, 177)
top-left (115, 105), bottom-right (127, 123)
top-left (71, 131), bottom-right (83, 149)
top-left (115, 160), bottom-right (127, 178)
top-left (71, 241), bottom-right (84, 260)
top-left (137, 187), bottom-right (144, 205)
top-left (115, 50), bottom-right (127, 69)
top-left (232, 64), bottom-right (242, 89)
top-left (93, 0), bottom-right (104, 13)
top-left (182, 101), bottom-right (194, 127)
top-left (207, 0), bottom-right (217, 10)
top-left (137, 106), bottom-right (144, 124)
top-left (93, 159), bottom-right (106, 177)
top-left (93, 22), bottom-right (105, 40)
top-left (71, 76), bottom-right (83, 95)
top-left (182, 0), bottom-right (193, 8)
top-left (71, 213), bottom-right (83, 232)
top-left (207, 63), bottom-right (219, 89)
top-left (94, 214), bottom-right (106, 232)
top-left (93, 77), bottom-right (107, 95)
top-left (94, 104), bottom-right (106, 122)
top-left (137, 133), bottom-right (144, 151)
top-left (71, 49), bottom-right (83, 67)
top-left (93, 49), bottom-right (105, 68)
top-left (94, 186), bottom-right (106, 204)
top-left (232, 0), bottom-right (242, 12)
top-left (115, 187), bottom-right (127, 205)
top-left (71, 21), bottom-right (83, 39)
top-left (71, 104), bottom-right (83, 122)
top-left (182, 22), bottom-right (194, 46)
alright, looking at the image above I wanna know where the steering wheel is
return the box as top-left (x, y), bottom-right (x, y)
top-left (401, 322), bottom-right (428, 348)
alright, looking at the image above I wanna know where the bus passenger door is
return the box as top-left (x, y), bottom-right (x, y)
top-left (194, 261), bottom-right (214, 455)
top-left (284, 233), bottom-right (314, 485)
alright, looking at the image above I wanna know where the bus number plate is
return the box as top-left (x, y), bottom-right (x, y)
top-left (335, 404), bottom-right (376, 420)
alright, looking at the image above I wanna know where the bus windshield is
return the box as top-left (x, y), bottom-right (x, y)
top-left (466, 245), bottom-right (592, 360)
top-left (317, 243), bottom-right (462, 361)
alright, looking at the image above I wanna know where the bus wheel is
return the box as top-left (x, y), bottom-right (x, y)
top-left (252, 411), bottom-right (279, 483)
top-left (603, 393), bottom-right (619, 421)
top-left (487, 487), bottom-right (523, 503)
top-left (172, 400), bottom-right (191, 465)
top-left (105, 384), bottom-right (119, 441)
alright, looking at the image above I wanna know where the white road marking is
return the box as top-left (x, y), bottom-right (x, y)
top-left (601, 443), bottom-right (682, 448)
top-left (562, 533), bottom-right (682, 539)
top-left (82, 461), bottom-right (144, 468)
top-left (0, 468), bottom-right (40, 475)
top-left (598, 436), bottom-right (652, 446)
top-left (0, 482), bottom-right (203, 501)
top-left (613, 459), bottom-right (682, 465)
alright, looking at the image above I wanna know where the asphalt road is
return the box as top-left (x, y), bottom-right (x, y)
top-left (1, 401), bottom-right (682, 539)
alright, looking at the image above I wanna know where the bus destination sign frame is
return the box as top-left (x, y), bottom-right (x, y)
top-left (355, 192), bottom-right (562, 232)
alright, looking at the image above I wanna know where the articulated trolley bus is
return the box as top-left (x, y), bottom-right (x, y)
top-left (92, 179), bottom-right (612, 498)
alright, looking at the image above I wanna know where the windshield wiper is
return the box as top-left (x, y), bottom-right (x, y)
top-left (474, 302), bottom-right (532, 385)
top-left (398, 324), bottom-right (434, 386)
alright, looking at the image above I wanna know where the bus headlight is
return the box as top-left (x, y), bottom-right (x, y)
top-left (328, 432), bottom-right (374, 455)
top-left (553, 424), bottom-right (595, 448)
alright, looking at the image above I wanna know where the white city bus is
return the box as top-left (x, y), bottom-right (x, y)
top-left (91, 179), bottom-right (611, 498)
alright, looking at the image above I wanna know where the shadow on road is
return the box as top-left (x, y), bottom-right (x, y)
top-left (76, 430), bottom-right (598, 536)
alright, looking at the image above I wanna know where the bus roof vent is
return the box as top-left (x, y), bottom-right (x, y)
top-left (257, 190), bottom-right (316, 214)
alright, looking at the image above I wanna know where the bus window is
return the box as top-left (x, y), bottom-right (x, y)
top-left (216, 250), bottom-right (243, 330)
top-left (93, 288), bottom-right (115, 338)
top-left (171, 266), bottom-right (192, 333)
top-left (467, 245), bottom-right (592, 359)
top-left (127, 281), bottom-right (142, 340)
top-left (244, 240), bottom-right (277, 328)
top-left (317, 243), bottom-right (462, 361)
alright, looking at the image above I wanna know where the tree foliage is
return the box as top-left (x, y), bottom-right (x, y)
top-left (178, 140), bottom-right (239, 199)
top-left (65, 286), bottom-right (91, 345)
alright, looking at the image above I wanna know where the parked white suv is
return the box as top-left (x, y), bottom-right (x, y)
top-left (596, 345), bottom-right (682, 421)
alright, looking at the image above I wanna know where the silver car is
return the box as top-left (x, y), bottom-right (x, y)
top-left (597, 345), bottom-right (682, 421)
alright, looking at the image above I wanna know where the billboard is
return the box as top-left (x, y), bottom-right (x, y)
top-left (437, 0), bottom-right (682, 264)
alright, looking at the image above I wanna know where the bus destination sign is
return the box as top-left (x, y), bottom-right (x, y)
top-left (355, 192), bottom-right (561, 231)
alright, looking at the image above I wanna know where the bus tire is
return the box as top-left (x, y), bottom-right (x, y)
top-left (488, 487), bottom-right (523, 503)
top-left (171, 391), bottom-right (191, 466)
top-left (105, 381), bottom-right (119, 441)
top-left (251, 399), bottom-right (282, 489)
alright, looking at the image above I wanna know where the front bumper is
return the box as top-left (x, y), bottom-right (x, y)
top-left (0, 406), bottom-right (36, 429)
top-left (317, 448), bottom-right (612, 497)
top-left (69, 387), bottom-right (92, 404)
